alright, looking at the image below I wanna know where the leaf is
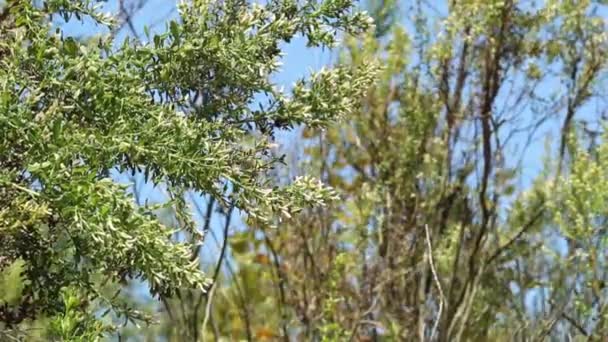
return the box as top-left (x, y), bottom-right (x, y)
top-left (254, 253), bottom-right (271, 265)
top-left (255, 327), bottom-right (276, 340)
top-left (64, 38), bottom-right (78, 56)
top-left (169, 20), bottom-right (180, 44)
top-left (0, 258), bottom-right (27, 305)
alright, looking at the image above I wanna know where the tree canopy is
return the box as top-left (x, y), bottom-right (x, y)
top-left (174, 0), bottom-right (608, 340)
top-left (3, 0), bottom-right (608, 341)
top-left (0, 0), bottom-right (376, 339)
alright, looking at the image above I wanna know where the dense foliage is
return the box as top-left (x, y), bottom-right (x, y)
top-left (0, 0), bottom-right (376, 339)
top-left (180, 0), bottom-right (608, 341)
top-left (4, 0), bottom-right (608, 341)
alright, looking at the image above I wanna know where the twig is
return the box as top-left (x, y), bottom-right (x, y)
top-left (425, 224), bottom-right (445, 341)
top-left (262, 230), bottom-right (290, 342)
top-left (348, 298), bottom-right (379, 342)
top-left (201, 282), bottom-right (217, 342)
top-left (534, 265), bottom-right (580, 341)
top-left (486, 206), bottom-right (544, 266)
top-left (561, 313), bottom-right (588, 337)
top-left (200, 205), bottom-right (234, 340)
top-left (118, 0), bottom-right (142, 40)
top-left (211, 206), bottom-right (233, 291)
top-left (202, 217), bottom-right (253, 341)
top-left (9, 182), bottom-right (39, 197)
top-left (190, 194), bottom-right (215, 262)
top-left (190, 194), bottom-right (216, 340)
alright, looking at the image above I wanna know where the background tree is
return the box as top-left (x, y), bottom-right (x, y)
top-left (186, 0), bottom-right (608, 341)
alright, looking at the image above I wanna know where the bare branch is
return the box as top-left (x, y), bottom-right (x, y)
top-left (201, 281), bottom-right (216, 342)
top-left (425, 224), bottom-right (445, 341)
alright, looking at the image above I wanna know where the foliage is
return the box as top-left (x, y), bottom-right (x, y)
top-left (0, 0), bottom-right (376, 339)
top-left (174, 0), bottom-right (608, 340)
top-left (5, 0), bottom-right (608, 340)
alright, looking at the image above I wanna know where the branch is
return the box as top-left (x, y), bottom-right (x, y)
top-left (211, 206), bottom-right (234, 292)
top-left (190, 194), bottom-right (216, 339)
top-left (561, 313), bottom-right (588, 337)
top-left (201, 215), bottom-right (253, 341)
top-left (486, 206), bottom-right (545, 266)
top-left (201, 282), bottom-right (217, 342)
top-left (262, 230), bottom-right (290, 342)
top-left (425, 224), bottom-right (445, 341)
top-left (534, 270), bottom-right (579, 341)
top-left (348, 298), bottom-right (379, 342)
top-left (190, 195), bottom-right (215, 262)
top-left (117, 0), bottom-right (146, 40)
top-left (198, 205), bottom-right (234, 340)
